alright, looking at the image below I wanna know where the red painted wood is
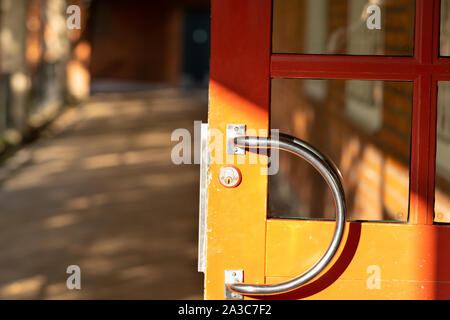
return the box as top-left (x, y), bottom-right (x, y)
top-left (272, 54), bottom-right (419, 79)
top-left (429, 78), bottom-right (439, 224)
top-left (409, 0), bottom-right (435, 224)
top-left (428, 73), bottom-right (450, 225)
top-left (206, 0), bottom-right (450, 300)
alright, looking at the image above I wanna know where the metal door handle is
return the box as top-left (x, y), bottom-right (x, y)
top-left (228, 133), bottom-right (346, 296)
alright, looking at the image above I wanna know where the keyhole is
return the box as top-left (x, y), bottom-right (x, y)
top-left (225, 177), bottom-right (232, 185)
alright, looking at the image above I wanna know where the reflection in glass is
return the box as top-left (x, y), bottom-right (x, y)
top-left (441, 0), bottom-right (450, 56)
top-left (273, 0), bottom-right (415, 56)
top-left (269, 79), bottom-right (413, 222)
top-left (435, 82), bottom-right (450, 223)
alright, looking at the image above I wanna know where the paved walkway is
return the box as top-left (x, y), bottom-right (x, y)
top-left (0, 88), bottom-right (207, 299)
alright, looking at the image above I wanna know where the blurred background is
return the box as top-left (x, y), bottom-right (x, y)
top-left (0, 0), bottom-right (209, 299)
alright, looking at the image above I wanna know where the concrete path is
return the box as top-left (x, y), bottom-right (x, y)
top-left (0, 88), bottom-right (207, 299)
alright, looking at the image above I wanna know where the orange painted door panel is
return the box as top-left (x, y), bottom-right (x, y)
top-left (204, 0), bottom-right (450, 300)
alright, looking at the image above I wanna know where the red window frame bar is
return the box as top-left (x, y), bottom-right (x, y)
top-left (269, 0), bottom-right (447, 225)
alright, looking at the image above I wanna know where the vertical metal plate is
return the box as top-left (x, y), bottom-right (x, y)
top-left (226, 124), bottom-right (246, 155)
top-left (197, 123), bottom-right (209, 273)
top-left (225, 270), bottom-right (244, 299)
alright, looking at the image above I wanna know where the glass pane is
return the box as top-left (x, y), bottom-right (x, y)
top-left (441, 0), bottom-right (450, 56)
top-left (273, 0), bottom-right (415, 56)
top-left (435, 82), bottom-right (450, 223)
top-left (269, 78), bottom-right (413, 222)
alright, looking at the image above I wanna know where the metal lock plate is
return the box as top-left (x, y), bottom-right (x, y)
top-left (225, 270), bottom-right (244, 300)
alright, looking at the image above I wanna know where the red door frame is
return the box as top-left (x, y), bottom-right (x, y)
top-left (207, 0), bottom-right (449, 299)
top-left (207, 0), bottom-right (271, 299)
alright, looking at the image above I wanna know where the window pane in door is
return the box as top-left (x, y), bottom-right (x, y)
top-left (435, 82), bottom-right (450, 223)
top-left (273, 0), bottom-right (415, 56)
top-left (269, 78), bottom-right (413, 222)
top-left (441, 0), bottom-right (450, 56)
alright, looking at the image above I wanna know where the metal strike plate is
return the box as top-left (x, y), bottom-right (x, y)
top-left (225, 270), bottom-right (244, 300)
top-left (226, 124), bottom-right (246, 155)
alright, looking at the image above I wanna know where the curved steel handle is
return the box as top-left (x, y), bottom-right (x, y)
top-left (228, 133), bottom-right (346, 296)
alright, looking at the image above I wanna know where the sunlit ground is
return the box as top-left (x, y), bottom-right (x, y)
top-left (0, 88), bottom-right (207, 299)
